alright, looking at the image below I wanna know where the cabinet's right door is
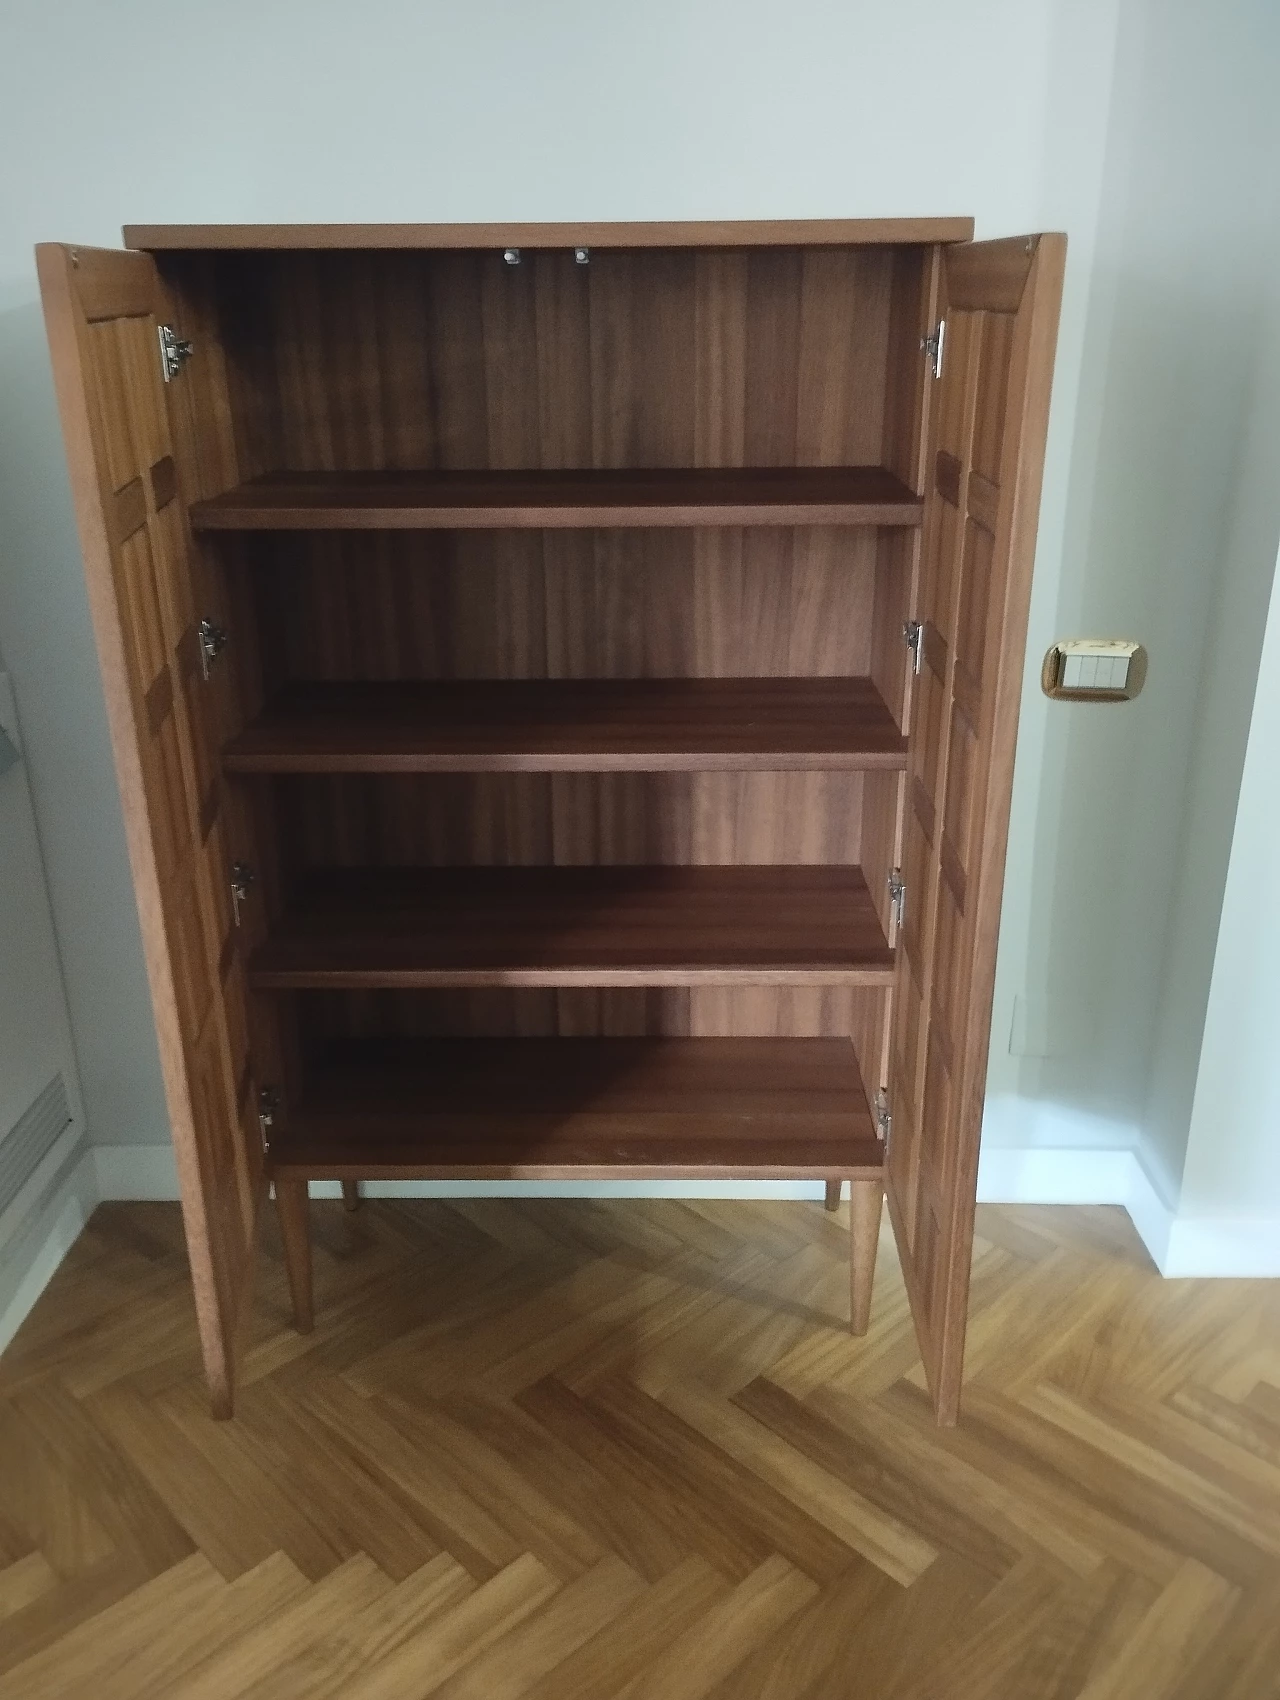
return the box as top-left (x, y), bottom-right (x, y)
top-left (886, 234), bottom-right (1066, 1425)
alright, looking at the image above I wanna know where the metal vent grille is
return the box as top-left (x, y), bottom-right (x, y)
top-left (0, 1074), bottom-right (73, 1216)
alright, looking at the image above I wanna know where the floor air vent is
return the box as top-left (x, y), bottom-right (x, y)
top-left (0, 1074), bottom-right (74, 1216)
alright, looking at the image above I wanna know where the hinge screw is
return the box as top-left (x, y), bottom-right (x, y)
top-left (875, 1089), bottom-right (892, 1149)
top-left (157, 323), bottom-right (194, 382)
top-left (257, 1086), bottom-right (280, 1142)
top-left (574, 247), bottom-right (590, 265)
top-left (230, 861), bottom-right (255, 926)
top-left (887, 869), bottom-right (906, 932)
top-left (921, 319), bottom-right (946, 380)
top-left (197, 618), bottom-right (229, 679)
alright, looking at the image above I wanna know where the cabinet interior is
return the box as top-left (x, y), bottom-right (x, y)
top-left (159, 240), bottom-right (935, 1173)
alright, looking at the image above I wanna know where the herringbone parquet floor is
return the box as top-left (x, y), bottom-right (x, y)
top-left (0, 1195), bottom-right (1277, 1698)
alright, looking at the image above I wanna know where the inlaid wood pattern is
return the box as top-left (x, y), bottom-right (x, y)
top-left (1, 1200), bottom-right (1276, 1698)
top-left (37, 244), bottom-right (264, 1420)
top-left (885, 234), bottom-right (1065, 1424)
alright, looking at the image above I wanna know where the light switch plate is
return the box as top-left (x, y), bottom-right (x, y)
top-left (1042, 639), bottom-right (1147, 702)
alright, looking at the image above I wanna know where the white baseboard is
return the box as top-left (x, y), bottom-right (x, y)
top-left (90, 1141), bottom-right (1280, 1278)
top-left (92, 1145), bottom-right (828, 1201)
top-left (978, 1144), bottom-right (1280, 1277)
top-left (1161, 1217), bottom-right (1280, 1278)
top-left (976, 1145), bottom-right (1140, 1206)
top-left (0, 1146), bottom-right (100, 1355)
top-left (5, 1133), bottom-right (1268, 1365)
top-left (978, 1142), bottom-right (1170, 1267)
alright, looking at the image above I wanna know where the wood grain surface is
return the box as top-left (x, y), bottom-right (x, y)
top-left (35, 243), bottom-right (263, 1420)
top-left (249, 865), bottom-right (895, 990)
top-left (223, 678), bottom-right (908, 774)
top-left (191, 468), bottom-right (923, 531)
top-left (0, 1198), bottom-right (1273, 1699)
top-left (884, 234), bottom-right (1066, 1426)
top-left (265, 1037), bottom-right (884, 1180)
top-left (194, 246), bottom-right (904, 476)
top-left (127, 216), bottom-right (976, 250)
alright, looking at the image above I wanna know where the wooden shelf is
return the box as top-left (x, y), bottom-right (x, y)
top-left (224, 678), bottom-right (908, 774)
top-left (266, 1037), bottom-right (883, 1181)
top-left (249, 865), bottom-right (894, 990)
top-left (189, 467), bottom-right (923, 531)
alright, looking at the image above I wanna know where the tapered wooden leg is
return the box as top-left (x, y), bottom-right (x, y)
top-left (341, 1179), bottom-right (362, 1213)
top-left (849, 1178), bottom-right (883, 1335)
top-left (274, 1178), bottom-right (313, 1334)
top-left (824, 1179), bottom-right (842, 1212)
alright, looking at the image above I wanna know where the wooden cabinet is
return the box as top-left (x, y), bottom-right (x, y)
top-left (38, 220), bottom-right (1064, 1425)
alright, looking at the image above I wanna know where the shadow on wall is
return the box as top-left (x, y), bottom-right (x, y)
top-left (0, 295), bottom-right (170, 1152)
top-left (998, 0), bottom-right (1280, 1201)
top-left (1021, 261), bottom-right (1268, 1146)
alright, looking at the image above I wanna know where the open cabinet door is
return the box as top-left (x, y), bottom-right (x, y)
top-left (38, 244), bottom-right (263, 1416)
top-left (886, 233), bottom-right (1066, 1425)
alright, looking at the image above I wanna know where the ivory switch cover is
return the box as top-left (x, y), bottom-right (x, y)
top-left (1042, 639), bottom-right (1146, 701)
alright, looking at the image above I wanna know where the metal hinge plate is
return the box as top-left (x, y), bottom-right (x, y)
top-left (257, 1086), bottom-right (280, 1144)
top-left (197, 618), bottom-right (228, 679)
top-left (903, 619), bottom-right (924, 675)
top-left (157, 323), bottom-right (194, 382)
top-left (874, 1088), bottom-right (892, 1149)
top-left (230, 861), bottom-right (255, 926)
top-left (922, 319), bottom-right (946, 380)
top-left (887, 868), bottom-right (906, 932)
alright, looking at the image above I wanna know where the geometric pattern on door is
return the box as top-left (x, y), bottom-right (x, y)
top-left (886, 234), bottom-right (1066, 1423)
top-left (38, 244), bottom-right (262, 1416)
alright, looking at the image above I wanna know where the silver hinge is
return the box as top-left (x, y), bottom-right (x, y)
top-left (921, 318), bottom-right (946, 380)
top-left (230, 861), bottom-right (255, 926)
top-left (887, 868), bottom-right (906, 931)
top-left (874, 1088), bottom-right (892, 1149)
top-left (903, 619), bottom-right (924, 675)
top-left (503, 247), bottom-right (521, 266)
top-left (197, 618), bottom-right (229, 679)
top-left (257, 1086), bottom-right (280, 1143)
top-left (157, 323), bottom-right (194, 382)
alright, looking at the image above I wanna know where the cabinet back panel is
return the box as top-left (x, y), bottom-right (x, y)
top-left (200, 248), bottom-right (898, 475)
top-left (168, 243), bottom-right (924, 1052)
top-left (251, 527), bottom-right (877, 684)
top-left (273, 771), bottom-right (863, 871)
top-left (295, 986), bottom-right (867, 1042)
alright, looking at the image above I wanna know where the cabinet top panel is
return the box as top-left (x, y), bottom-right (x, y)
top-left (122, 217), bottom-right (974, 251)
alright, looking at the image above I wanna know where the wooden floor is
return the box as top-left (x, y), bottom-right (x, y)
top-left (0, 1198), bottom-right (1278, 1699)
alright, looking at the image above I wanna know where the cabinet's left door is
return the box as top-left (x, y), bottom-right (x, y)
top-left (37, 243), bottom-right (264, 1416)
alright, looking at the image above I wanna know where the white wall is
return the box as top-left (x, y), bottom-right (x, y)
top-left (0, 664), bottom-right (91, 1346)
top-left (0, 0), bottom-right (1106, 1154)
top-left (0, 671), bottom-right (82, 1153)
top-left (984, 0), bottom-right (1280, 1203)
top-left (1178, 562), bottom-right (1280, 1214)
top-left (0, 0), bottom-right (1274, 1241)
